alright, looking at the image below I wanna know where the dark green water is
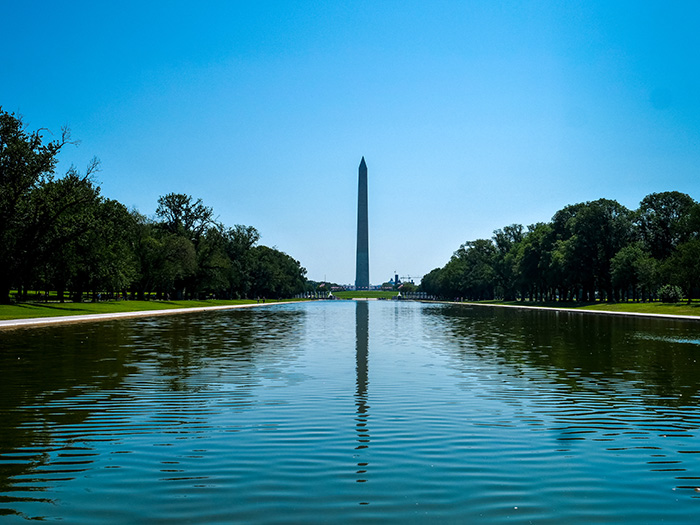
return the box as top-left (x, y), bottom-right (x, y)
top-left (1, 300), bottom-right (700, 523)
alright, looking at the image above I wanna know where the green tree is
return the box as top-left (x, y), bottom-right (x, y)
top-left (637, 191), bottom-right (697, 260)
top-left (155, 193), bottom-right (218, 298)
top-left (133, 221), bottom-right (197, 299)
top-left (156, 193), bottom-right (216, 241)
top-left (62, 197), bottom-right (138, 302)
top-left (248, 245), bottom-right (307, 299)
top-left (447, 239), bottom-right (497, 300)
top-left (17, 161), bottom-right (103, 301)
top-left (663, 239), bottom-right (700, 303)
top-left (439, 256), bottom-right (468, 299)
top-left (0, 109), bottom-right (74, 302)
top-left (398, 282), bottom-right (418, 293)
top-left (419, 268), bottom-right (443, 297)
top-left (611, 243), bottom-right (657, 301)
top-left (552, 199), bottom-right (633, 302)
top-left (492, 224), bottom-right (524, 300)
top-left (194, 225), bottom-right (231, 297)
top-left (515, 223), bottom-right (555, 301)
top-left (223, 225), bottom-right (260, 298)
top-left (131, 212), bottom-right (198, 299)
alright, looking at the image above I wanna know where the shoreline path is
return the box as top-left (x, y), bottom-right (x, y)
top-left (1, 300), bottom-right (699, 330)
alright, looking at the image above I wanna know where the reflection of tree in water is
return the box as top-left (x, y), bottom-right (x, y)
top-left (425, 304), bottom-right (700, 453)
top-left (426, 304), bottom-right (700, 405)
top-left (0, 321), bottom-right (139, 517)
top-left (354, 301), bottom-right (370, 501)
top-left (422, 304), bottom-right (700, 492)
top-left (0, 306), bottom-right (306, 519)
top-left (132, 307), bottom-right (306, 392)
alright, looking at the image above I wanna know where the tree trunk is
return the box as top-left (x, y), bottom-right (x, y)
top-left (0, 279), bottom-right (11, 304)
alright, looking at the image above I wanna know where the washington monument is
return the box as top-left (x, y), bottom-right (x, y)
top-left (355, 157), bottom-right (369, 290)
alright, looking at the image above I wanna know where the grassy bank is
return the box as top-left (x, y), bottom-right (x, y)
top-left (580, 300), bottom-right (700, 316)
top-left (458, 299), bottom-right (700, 317)
top-left (0, 298), bottom-right (300, 321)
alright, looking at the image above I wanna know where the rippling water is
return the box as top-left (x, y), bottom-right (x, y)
top-left (2, 301), bottom-right (700, 523)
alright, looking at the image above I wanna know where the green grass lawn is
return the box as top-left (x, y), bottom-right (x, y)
top-left (333, 290), bottom-right (397, 300)
top-left (2, 295), bottom-right (698, 322)
top-left (462, 299), bottom-right (700, 317)
top-left (0, 298), bottom-right (302, 321)
top-left (579, 300), bottom-right (700, 316)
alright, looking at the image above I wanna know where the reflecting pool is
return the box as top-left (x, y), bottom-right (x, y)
top-left (1, 301), bottom-right (700, 523)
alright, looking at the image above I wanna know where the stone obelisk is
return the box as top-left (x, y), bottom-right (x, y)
top-left (355, 157), bottom-right (370, 290)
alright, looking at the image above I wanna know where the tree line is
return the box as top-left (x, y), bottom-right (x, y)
top-left (0, 108), bottom-right (307, 304)
top-left (421, 194), bottom-right (700, 304)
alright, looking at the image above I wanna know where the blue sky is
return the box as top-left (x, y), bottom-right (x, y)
top-left (3, 1), bottom-right (700, 284)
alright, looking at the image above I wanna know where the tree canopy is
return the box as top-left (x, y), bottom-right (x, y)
top-left (421, 194), bottom-right (700, 303)
top-left (0, 108), bottom-right (307, 303)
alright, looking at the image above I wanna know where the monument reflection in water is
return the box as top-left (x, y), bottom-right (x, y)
top-left (354, 301), bottom-right (370, 493)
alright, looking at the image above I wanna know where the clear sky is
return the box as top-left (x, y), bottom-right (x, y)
top-left (3, 1), bottom-right (700, 285)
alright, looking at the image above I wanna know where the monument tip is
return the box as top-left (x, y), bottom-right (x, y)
top-left (360, 156), bottom-right (366, 168)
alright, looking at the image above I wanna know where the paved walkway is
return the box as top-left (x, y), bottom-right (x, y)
top-left (0, 302), bottom-right (287, 330)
